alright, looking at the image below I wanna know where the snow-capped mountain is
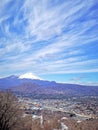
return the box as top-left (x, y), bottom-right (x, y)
top-left (19, 72), bottom-right (41, 80)
top-left (0, 74), bottom-right (98, 98)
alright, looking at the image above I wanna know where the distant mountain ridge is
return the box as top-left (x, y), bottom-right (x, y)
top-left (0, 75), bottom-right (98, 98)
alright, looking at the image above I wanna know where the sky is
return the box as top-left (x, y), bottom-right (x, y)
top-left (0, 0), bottom-right (98, 85)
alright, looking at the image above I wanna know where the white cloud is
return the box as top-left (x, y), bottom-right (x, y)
top-left (0, 0), bottom-right (98, 78)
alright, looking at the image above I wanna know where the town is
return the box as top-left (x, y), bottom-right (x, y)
top-left (18, 95), bottom-right (98, 130)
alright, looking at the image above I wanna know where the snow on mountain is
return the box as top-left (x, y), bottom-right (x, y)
top-left (19, 72), bottom-right (41, 80)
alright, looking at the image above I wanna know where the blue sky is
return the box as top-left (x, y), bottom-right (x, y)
top-left (0, 0), bottom-right (98, 85)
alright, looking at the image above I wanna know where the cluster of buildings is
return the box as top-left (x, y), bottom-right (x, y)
top-left (18, 96), bottom-right (98, 120)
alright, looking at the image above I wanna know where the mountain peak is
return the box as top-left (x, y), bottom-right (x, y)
top-left (19, 72), bottom-right (41, 80)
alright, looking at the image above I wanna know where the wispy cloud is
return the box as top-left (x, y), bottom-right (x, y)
top-left (0, 0), bottom-right (98, 81)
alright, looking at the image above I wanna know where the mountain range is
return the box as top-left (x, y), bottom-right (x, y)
top-left (0, 74), bottom-right (98, 98)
